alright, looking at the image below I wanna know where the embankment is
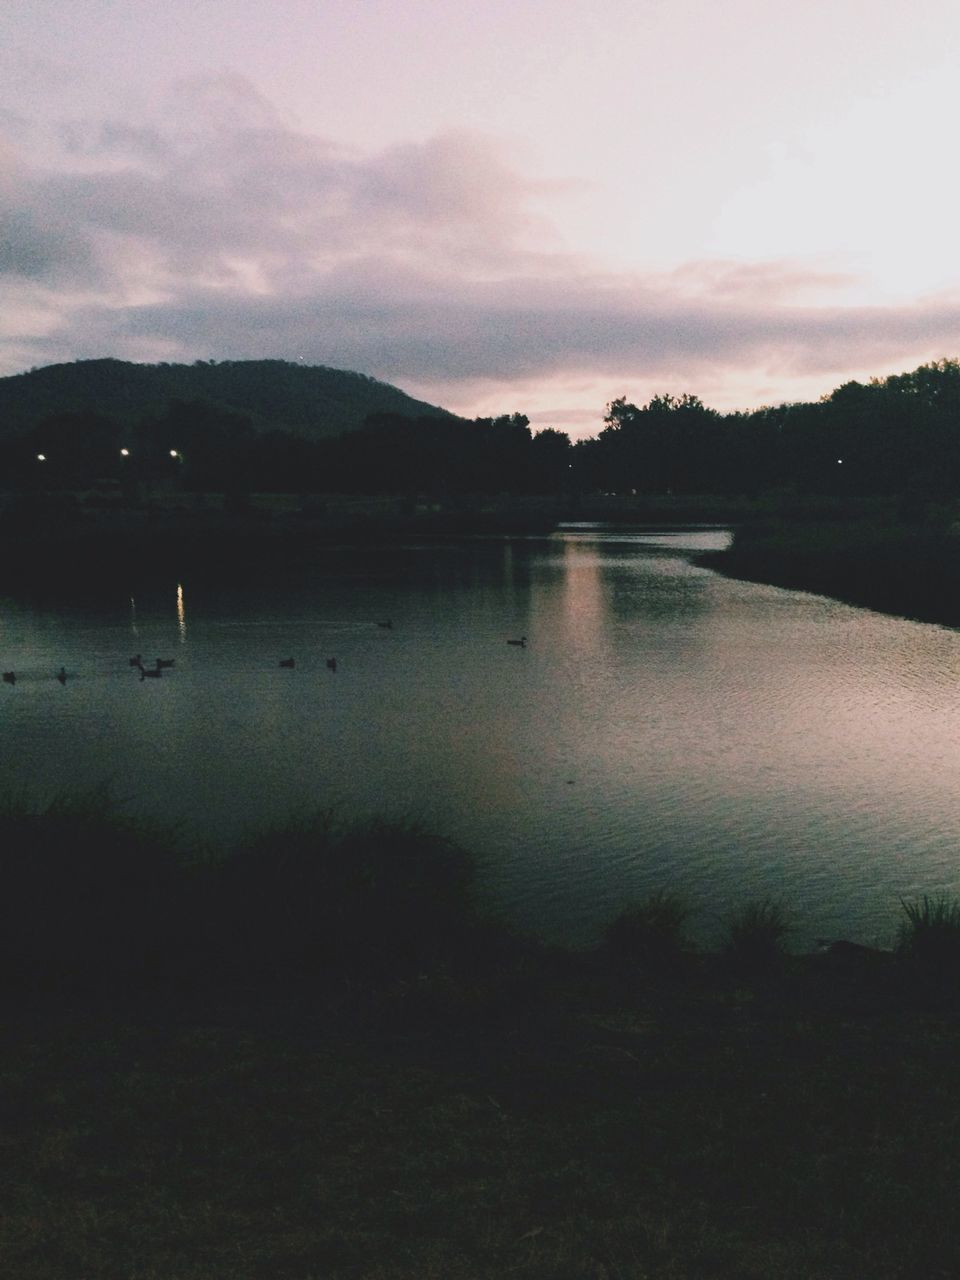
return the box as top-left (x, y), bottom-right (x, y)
top-left (698, 518), bottom-right (960, 629)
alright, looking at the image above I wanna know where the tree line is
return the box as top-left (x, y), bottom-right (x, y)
top-left (575, 359), bottom-right (960, 501)
top-left (3, 403), bottom-right (573, 497)
top-left (5, 358), bottom-right (960, 500)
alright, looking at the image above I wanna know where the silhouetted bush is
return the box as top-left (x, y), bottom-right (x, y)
top-left (720, 898), bottom-right (791, 977)
top-left (208, 812), bottom-right (479, 979)
top-left (601, 891), bottom-right (696, 974)
top-left (0, 793), bottom-right (487, 992)
top-left (896, 896), bottom-right (960, 991)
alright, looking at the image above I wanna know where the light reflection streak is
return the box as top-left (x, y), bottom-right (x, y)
top-left (130, 596), bottom-right (139, 636)
top-left (176, 583), bottom-right (187, 643)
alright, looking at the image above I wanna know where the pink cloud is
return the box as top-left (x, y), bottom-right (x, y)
top-left (2, 85), bottom-right (959, 417)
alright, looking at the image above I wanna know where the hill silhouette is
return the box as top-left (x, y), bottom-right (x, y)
top-left (0, 358), bottom-right (455, 441)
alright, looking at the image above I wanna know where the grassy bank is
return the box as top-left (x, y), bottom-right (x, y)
top-left (699, 517), bottom-right (960, 629)
top-left (4, 797), bottom-right (960, 1276)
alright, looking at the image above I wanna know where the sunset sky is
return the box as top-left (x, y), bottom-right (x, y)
top-left (3, 0), bottom-right (959, 437)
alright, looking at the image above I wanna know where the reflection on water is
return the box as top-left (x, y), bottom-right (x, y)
top-left (176, 583), bottom-right (187, 644)
top-left (2, 525), bottom-right (960, 951)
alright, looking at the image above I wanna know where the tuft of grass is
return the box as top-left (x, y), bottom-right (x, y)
top-left (720, 898), bottom-right (791, 976)
top-left (896, 895), bottom-right (960, 977)
top-left (601, 891), bottom-right (695, 974)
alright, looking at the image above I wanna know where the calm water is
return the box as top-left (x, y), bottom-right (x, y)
top-left (3, 525), bottom-right (960, 949)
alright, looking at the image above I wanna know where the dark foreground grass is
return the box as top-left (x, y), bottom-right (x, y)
top-left (4, 796), bottom-right (960, 1278)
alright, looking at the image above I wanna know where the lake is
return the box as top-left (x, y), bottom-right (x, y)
top-left (2, 524), bottom-right (960, 950)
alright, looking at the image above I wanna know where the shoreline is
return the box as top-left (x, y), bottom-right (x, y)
top-left (696, 519), bottom-right (960, 630)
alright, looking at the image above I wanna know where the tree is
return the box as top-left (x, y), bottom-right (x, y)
top-left (592, 393), bottom-right (721, 493)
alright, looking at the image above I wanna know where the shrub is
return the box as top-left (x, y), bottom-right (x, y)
top-left (212, 812), bottom-right (479, 978)
top-left (720, 898), bottom-right (791, 976)
top-left (896, 895), bottom-right (960, 978)
top-left (602, 891), bottom-right (695, 973)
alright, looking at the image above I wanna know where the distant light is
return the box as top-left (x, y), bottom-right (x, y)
top-left (120, 448), bottom-right (130, 457)
top-left (170, 450), bottom-right (180, 458)
top-left (36, 453), bottom-right (46, 462)
top-left (837, 458), bottom-right (843, 464)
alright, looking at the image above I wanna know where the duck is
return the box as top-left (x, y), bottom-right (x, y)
top-left (136, 661), bottom-right (162, 680)
top-left (155, 657), bottom-right (175, 669)
top-left (279, 657), bottom-right (295, 668)
top-left (57, 667), bottom-right (67, 684)
top-left (376, 620), bottom-right (393, 629)
top-left (326, 657), bottom-right (337, 672)
top-left (2, 671), bottom-right (15, 685)
top-left (506, 637), bottom-right (527, 647)
top-left (128, 654), bottom-right (142, 667)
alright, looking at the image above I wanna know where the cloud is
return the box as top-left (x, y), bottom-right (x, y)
top-left (3, 78), bottom-right (960, 419)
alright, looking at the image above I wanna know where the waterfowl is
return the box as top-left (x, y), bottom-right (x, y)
top-left (136, 661), bottom-right (162, 680)
top-left (279, 657), bottom-right (295, 668)
top-left (2, 672), bottom-right (14, 685)
top-left (156, 657), bottom-right (175, 669)
top-left (507, 637), bottom-right (527, 647)
top-left (326, 657), bottom-right (337, 672)
top-left (57, 667), bottom-right (67, 684)
top-left (376, 620), bottom-right (393, 629)
top-left (128, 654), bottom-right (142, 667)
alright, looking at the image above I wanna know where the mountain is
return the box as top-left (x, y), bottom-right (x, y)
top-left (0, 358), bottom-right (455, 440)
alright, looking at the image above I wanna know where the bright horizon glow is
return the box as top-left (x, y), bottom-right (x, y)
top-left (2, 0), bottom-right (959, 438)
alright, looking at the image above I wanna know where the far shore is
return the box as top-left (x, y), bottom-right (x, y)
top-left (5, 487), bottom-right (959, 634)
top-left (697, 516), bottom-right (960, 631)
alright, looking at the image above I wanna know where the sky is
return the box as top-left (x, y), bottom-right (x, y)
top-left (2, 0), bottom-right (960, 438)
